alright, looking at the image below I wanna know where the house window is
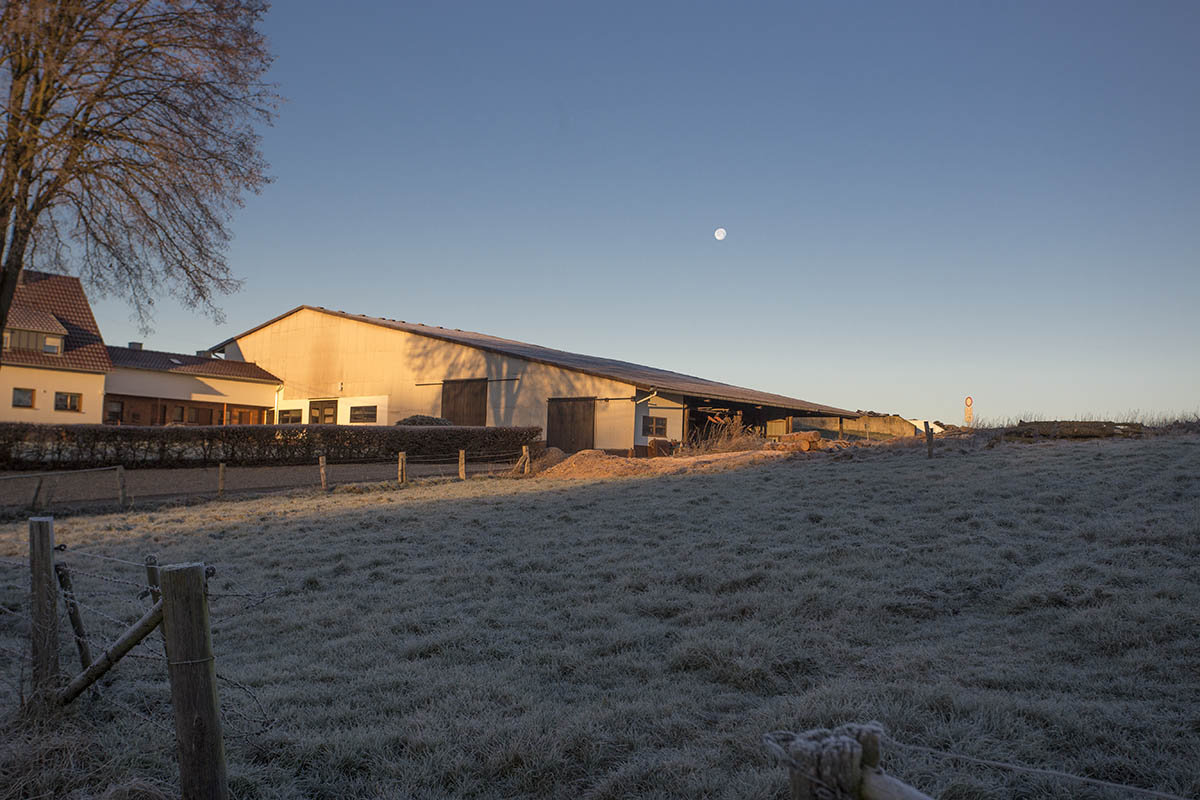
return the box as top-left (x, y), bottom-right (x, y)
top-left (54, 392), bottom-right (82, 412)
top-left (2, 331), bottom-right (9, 350)
top-left (187, 407), bottom-right (199, 424)
top-left (105, 400), bottom-right (124, 423)
top-left (349, 405), bottom-right (377, 423)
top-left (278, 409), bottom-right (302, 424)
top-left (642, 416), bottom-right (667, 437)
top-left (172, 406), bottom-right (184, 423)
top-left (12, 388), bottom-right (34, 408)
top-left (43, 335), bottom-right (63, 355)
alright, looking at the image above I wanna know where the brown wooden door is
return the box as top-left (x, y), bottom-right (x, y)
top-left (547, 398), bottom-right (595, 452)
top-left (441, 379), bottom-right (487, 426)
top-left (309, 400), bottom-right (337, 424)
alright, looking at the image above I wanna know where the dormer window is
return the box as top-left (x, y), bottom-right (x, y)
top-left (43, 335), bottom-right (63, 355)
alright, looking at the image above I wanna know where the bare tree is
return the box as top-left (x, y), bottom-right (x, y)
top-left (0, 0), bottom-right (276, 333)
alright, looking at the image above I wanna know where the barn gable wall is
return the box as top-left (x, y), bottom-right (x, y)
top-left (225, 308), bottom-right (637, 449)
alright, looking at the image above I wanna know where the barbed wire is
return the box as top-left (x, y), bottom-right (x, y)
top-left (0, 556), bottom-right (26, 568)
top-left (53, 563), bottom-right (154, 594)
top-left (216, 670), bottom-right (275, 738)
top-left (883, 736), bottom-right (1192, 800)
top-left (60, 549), bottom-right (148, 568)
top-left (92, 689), bottom-right (173, 734)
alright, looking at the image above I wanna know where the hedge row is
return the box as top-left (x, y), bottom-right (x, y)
top-left (0, 423), bottom-right (543, 471)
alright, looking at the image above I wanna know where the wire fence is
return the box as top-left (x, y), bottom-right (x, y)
top-left (0, 447), bottom-right (532, 513)
top-left (0, 534), bottom-right (279, 764)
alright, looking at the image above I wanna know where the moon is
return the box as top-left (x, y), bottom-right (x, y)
top-left (714, 227), bottom-right (727, 241)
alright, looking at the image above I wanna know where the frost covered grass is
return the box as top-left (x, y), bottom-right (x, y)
top-left (1, 434), bottom-right (1198, 799)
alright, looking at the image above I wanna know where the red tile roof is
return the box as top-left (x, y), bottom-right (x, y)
top-left (1, 271), bottom-right (111, 373)
top-left (107, 346), bottom-right (279, 383)
top-left (6, 307), bottom-right (68, 335)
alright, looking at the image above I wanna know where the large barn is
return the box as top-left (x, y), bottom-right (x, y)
top-left (211, 306), bottom-right (854, 453)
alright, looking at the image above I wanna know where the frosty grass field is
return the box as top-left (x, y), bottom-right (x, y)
top-left (2, 433), bottom-right (1198, 799)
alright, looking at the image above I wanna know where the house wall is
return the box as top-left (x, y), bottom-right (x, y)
top-left (224, 308), bottom-right (640, 448)
top-left (0, 366), bottom-right (105, 424)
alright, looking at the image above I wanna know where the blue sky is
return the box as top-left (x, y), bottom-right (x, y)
top-left (90, 1), bottom-right (1200, 423)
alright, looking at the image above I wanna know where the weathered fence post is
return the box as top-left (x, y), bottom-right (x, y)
top-left (839, 417), bottom-right (844, 440)
top-left (217, 463), bottom-right (226, 497)
top-left (522, 445), bottom-right (531, 476)
top-left (765, 724), bottom-right (933, 800)
top-left (864, 417), bottom-right (870, 442)
top-left (54, 563), bottom-right (93, 672)
top-left (319, 455), bottom-right (328, 491)
top-left (924, 422), bottom-right (933, 459)
top-left (458, 449), bottom-right (466, 480)
top-left (145, 555), bottom-right (162, 604)
top-left (160, 563), bottom-right (228, 800)
top-left (29, 516), bottom-right (59, 701)
top-left (116, 465), bottom-right (128, 508)
top-left (397, 452), bottom-right (407, 484)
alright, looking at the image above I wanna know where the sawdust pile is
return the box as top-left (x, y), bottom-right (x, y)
top-left (538, 448), bottom-right (787, 479)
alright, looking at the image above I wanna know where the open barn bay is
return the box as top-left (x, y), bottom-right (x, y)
top-left (2, 435), bottom-right (1198, 799)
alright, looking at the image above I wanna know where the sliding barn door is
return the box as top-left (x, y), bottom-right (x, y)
top-left (546, 398), bottom-right (595, 453)
top-left (441, 379), bottom-right (488, 426)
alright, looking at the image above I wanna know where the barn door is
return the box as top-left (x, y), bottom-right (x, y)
top-left (441, 378), bottom-right (488, 426)
top-left (547, 398), bottom-right (595, 453)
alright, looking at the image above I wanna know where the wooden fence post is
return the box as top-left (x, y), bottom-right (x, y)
top-left (54, 563), bottom-right (93, 673)
top-left (217, 463), bottom-right (226, 497)
top-left (522, 445), bottom-right (530, 476)
top-left (318, 455), bottom-right (328, 491)
top-left (29, 516), bottom-right (59, 701)
top-left (839, 417), bottom-right (844, 441)
top-left (766, 724), bottom-right (933, 800)
top-left (116, 465), bottom-right (127, 508)
top-left (924, 422), bottom-right (933, 459)
top-left (397, 452), bottom-right (407, 484)
top-left (864, 417), bottom-right (870, 442)
top-left (458, 450), bottom-right (466, 481)
top-left (160, 563), bottom-right (228, 800)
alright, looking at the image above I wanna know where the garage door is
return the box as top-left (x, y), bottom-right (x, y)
top-left (441, 379), bottom-right (487, 426)
top-left (547, 398), bottom-right (595, 453)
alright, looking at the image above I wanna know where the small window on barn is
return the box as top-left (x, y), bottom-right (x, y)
top-left (172, 406), bottom-right (184, 423)
top-left (55, 392), bottom-right (82, 412)
top-left (12, 388), bottom-right (34, 408)
top-left (642, 416), bottom-right (667, 437)
top-left (349, 405), bottom-right (377, 423)
top-left (278, 409), bottom-right (302, 424)
top-left (187, 407), bottom-right (199, 424)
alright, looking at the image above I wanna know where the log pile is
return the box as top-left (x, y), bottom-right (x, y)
top-left (994, 420), bottom-right (1144, 444)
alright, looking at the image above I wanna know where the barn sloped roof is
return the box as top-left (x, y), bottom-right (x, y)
top-left (1, 271), bottom-right (111, 373)
top-left (108, 346), bottom-right (279, 383)
top-left (213, 305), bottom-right (855, 416)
